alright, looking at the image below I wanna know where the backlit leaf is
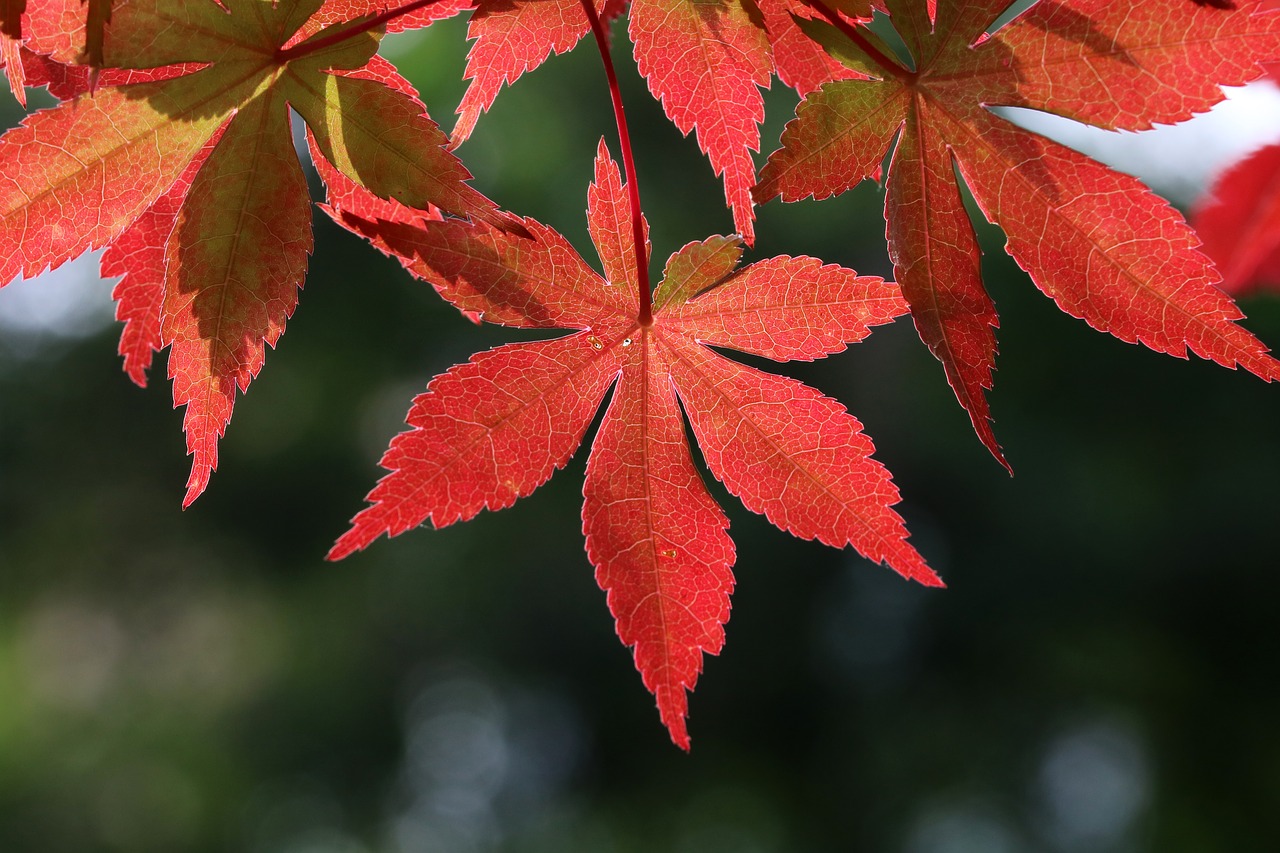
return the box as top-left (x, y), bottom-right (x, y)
top-left (0, 0), bottom-right (512, 504)
top-left (1193, 64), bottom-right (1280, 298)
top-left (329, 140), bottom-right (937, 747)
top-left (757, 0), bottom-right (1280, 466)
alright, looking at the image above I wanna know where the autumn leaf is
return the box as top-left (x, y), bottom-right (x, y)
top-left (756, 0), bottom-right (1280, 468)
top-left (326, 140), bottom-right (939, 748)
top-left (19, 0), bottom-right (116, 67)
top-left (448, 0), bottom-right (874, 244)
top-left (0, 0), bottom-right (513, 506)
top-left (763, 0), bottom-right (872, 95)
top-left (2, 0), bottom-right (131, 110)
top-left (1193, 74), bottom-right (1280, 295)
top-left (1195, 141), bottom-right (1280, 294)
top-left (450, 0), bottom-right (625, 145)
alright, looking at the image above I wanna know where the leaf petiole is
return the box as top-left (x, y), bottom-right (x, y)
top-left (581, 0), bottom-right (653, 327)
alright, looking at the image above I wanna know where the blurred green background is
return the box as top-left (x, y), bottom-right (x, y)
top-left (2, 14), bottom-right (1280, 853)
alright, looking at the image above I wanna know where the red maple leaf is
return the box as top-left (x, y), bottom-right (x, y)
top-left (1192, 63), bottom-right (1280, 295)
top-left (447, 0), bottom-right (878, 245)
top-left (326, 140), bottom-right (940, 748)
top-left (15, 0), bottom-right (115, 69)
top-left (3, 0), bottom-right (131, 106)
top-left (1194, 139), bottom-right (1280, 294)
top-left (756, 0), bottom-right (1280, 468)
top-left (0, 0), bottom-right (514, 506)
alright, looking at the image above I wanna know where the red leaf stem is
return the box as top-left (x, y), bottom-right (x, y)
top-left (581, 0), bottom-right (652, 326)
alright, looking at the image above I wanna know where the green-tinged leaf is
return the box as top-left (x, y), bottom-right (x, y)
top-left (162, 91), bottom-right (312, 507)
top-left (283, 67), bottom-right (510, 229)
top-left (652, 235), bottom-right (741, 310)
top-left (0, 0), bottom-right (514, 505)
top-left (0, 68), bottom-right (249, 284)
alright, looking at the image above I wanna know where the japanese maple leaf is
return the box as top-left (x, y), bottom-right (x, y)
top-left (326, 140), bottom-right (940, 748)
top-left (756, 0), bottom-right (1280, 468)
top-left (0, 0), bottom-right (513, 506)
top-left (1194, 139), bottom-right (1280, 294)
top-left (2, 0), bottom-right (118, 125)
top-left (1192, 63), bottom-right (1280, 296)
top-left (447, 0), bottom-right (878, 244)
top-left (9, 0), bottom-right (115, 69)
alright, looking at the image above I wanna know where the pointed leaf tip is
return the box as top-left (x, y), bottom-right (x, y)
top-left (629, 0), bottom-right (771, 242)
top-left (666, 342), bottom-right (937, 587)
top-left (182, 469), bottom-right (209, 510)
top-left (335, 335), bottom-right (622, 561)
top-left (585, 339), bottom-right (734, 754)
top-left (588, 136), bottom-right (647, 302)
top-left (338, 143), bottom-right (939, 745)
top-left (887, 109), bottom-right (1012, 474)
top-left (452, 0), bottom-right (600, 148)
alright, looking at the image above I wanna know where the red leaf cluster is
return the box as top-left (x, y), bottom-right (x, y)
top-left (1, 0), bottom-right (1278, 746)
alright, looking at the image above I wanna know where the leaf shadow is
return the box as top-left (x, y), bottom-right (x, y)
top-left (998, 0), bottom-right (1139, 70)
top-left (1, 0), bottom-right (25, 40)
top-left (115, 62), bottom-right (262, 123)
top-left (337, 211), bottom-right (566, 329)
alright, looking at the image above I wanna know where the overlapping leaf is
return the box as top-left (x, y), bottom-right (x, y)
top-left (0, 0), bottom-right (513, 505)
top-left (451, 0), bottom-right (624, 145)
top-left (757, 0), bottom-right (1280, 467)
top-left (326, 141), bottom-right (939, 748)
top-left (447, 0), bottom-right (876, 244)
top-left (0, 0), bottom-right (106, 106)
top-left (1193, 64), bottom-right (1280, 295)
top-left (18, 0), bottom-right (114, 67)
top-left (1194, 139), bottom-right (1280, 294)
